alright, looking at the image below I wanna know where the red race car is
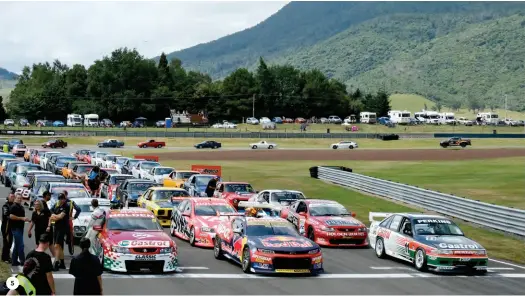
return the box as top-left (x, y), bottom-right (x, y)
top-left (42, 139), bottom-right (68, 148)
top-left (137, 139), bottom-right (166, 148)
top-left (74, 149), bottom-right (91, 161)
top-left (213, 182), bottom-right (256, 210)
top-left (282, 199), bottom-right (368, 247)
top-left (170, 198), bottom-right (242, 247)
top-left (92, 208), bottom-right (179, 273)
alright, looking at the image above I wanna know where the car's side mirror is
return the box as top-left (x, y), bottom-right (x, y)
top-left (93, 225), bottom-right (102, 231)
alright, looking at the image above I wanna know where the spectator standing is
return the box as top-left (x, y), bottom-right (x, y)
top-left (2, 193), bottom-right (15, 263)
top-left (205, 176), bottom-right (219, 197)
top-left (69, 238), bottom-right (103, 295)
top-left (25, 233), bottom-right (55, 295)
top-left (50, 194), bottom-right (68, 271)
top-left (27, 200), bottom-right (51, 246)
top-left (9, 194), bottom-right (30, 267)
top-left (6, 258), bottom-right (37, 295)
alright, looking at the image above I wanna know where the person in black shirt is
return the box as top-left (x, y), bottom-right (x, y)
top-left (6, 257), bottom-right (37, 296)
top-left (205, 176), bottom-right (219, 197)
top-left (25, 233), bottom-right (55, 295)
top-left (69, 238), bottom-right (103, 295)
top-left (50, 193), bottom-right (69, 271)
top-left (9, 194), bottom-right (30, 267)
top-left (27, 199), bottom-right (51, 245)
top-left (2, 193), bottom-right (15, 263)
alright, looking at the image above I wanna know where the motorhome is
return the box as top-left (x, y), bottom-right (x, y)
top-left (83, 114), bottom-right (99, 126)
top-left (343, 115), bottom-right (357, 124)
top-left (359, 112), bottom-right (377, 124)
top-left (414, 111), bottom-right (439, 124)
top-left (67, 114), bottom-right (82, 127)
top-left (387, 110), bottom-right (411, 124)
top-left (438, 112), bottom-right (456, 125)
top-left (476, 112), bottom-right (499, 125)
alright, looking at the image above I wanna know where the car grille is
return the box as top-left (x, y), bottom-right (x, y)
top-left (336, 228), bottom-right (359, 232)
top-left (272, 257), bottom-right (311, 270)
top-left (443, 260), bottom-right (485, 267)
top-left (273, 250), bottom-right (311, 255)
top-left (156, 210), bottom-right (172, 218)
top-left (329, 238), bottom-right (366, 245)
top-left (125, 261), bottom-right (164, 272)
top-left (132, 248), bottom-right (158, 253)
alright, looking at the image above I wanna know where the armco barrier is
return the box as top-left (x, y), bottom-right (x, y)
top-left (0, 130), bottom-right (56, 136)
top-left (316, 166), bottom-right (525, 236)
top-left (434, 133), bottom-right (525, 139)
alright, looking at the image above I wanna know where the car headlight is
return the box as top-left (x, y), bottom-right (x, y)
top-left (358, 227), bottom-right (367, 232)
top-left (475, 250), bottom-right (487, 255)
top-left (308, 248), bottom-right (320, 254)
top-left (159, 246), bottom-right (176, 254)
top-left (436, 249), bottom-right (453, 255)
top-left (112, 246), bottom-right (130, 254)
top-left (256, 248), bottom-right (275, 254)
top-left (321, 227), bottom-right (335, 232)
top-left (201, 227), bottom-right (215, 233)
top-left (80, 226), bottom-right (86, 232)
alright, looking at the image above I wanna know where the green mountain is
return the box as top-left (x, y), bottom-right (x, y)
top-left (164, 1), bottom-right (525, 111)
top-left (0, 67), bottom-right (17, 80)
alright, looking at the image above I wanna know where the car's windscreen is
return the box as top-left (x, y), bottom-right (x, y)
top-left (224, 184), bottom-right (255, 193)
top-left (246, 224), bottom-right (298, 236)
top-left (129, 183), bottom-right (152, 192)
top-left (106, 156), bottom-right (117, 162)
top-left (77, 205), bottom-right (110, 213)
top-left (97, 153), bottom-right (108, 158)
top-left (107, 217), bottom-right (161, 231)
top-left (176, 172), bottom-right (198, 179)
top-left (76, 166), bottom-right (94, 173)
top-left (116, 158), bottom-right (129, 165)
top-left (16, 145), bottom-right (26, 149)
top-left (308, 204), bottom-right (351, 216)
top-left (413, 219), bottom-right (464, 236)
top-left (195, 176), bottom-right (214, 186)
top-left (155, 168), bottom-right (173, 175)
top-left (270, 192), bottom-right (305, 203)
top-left (109, 176), bottom-right (133, 185)
top-left (141, 162), bottom-right (160, 170)
top-left (17, 165), bottom-right (42, 174)
top-left (153, 190), bottom-right (189, 200)
top-left (0, 155), bottom-right (16, 160)
top-left (51, 188), bottom-right (90, 199)
top-left (195, 204), bottom-right (235, 216)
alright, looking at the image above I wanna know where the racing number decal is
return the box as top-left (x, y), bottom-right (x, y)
top-left (404, 242), bottom-right (410, 255)
top-left (299, 219), bottom-right (305, 235)
top-left (15, 188), bottom-right (30, 199)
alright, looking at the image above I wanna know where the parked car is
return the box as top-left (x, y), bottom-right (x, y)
top-left (3, 119), bottom-right (14, 126)
top-left (8, 139), bottom-right (23, 151)
top-left (249, 140), bottom-right (277, 150)
top-left (194, 141), bottom-right (221, 149)
top-left (137, 139), bottom-right (166, 148)
top-left (246, 117), bottom-right (259, 125)
top-left (272, 117), bottom-right (283, 124)
top-left (42, 139), bottom-right (67, 148)
top-left (97, 139), bottom-right (124, 148)
top-left (19, 119), bottom-right (30, 126)
top-left (53, 121), bottom-right (65, 127)
top-left (155, 120), bottom-right (165, 127)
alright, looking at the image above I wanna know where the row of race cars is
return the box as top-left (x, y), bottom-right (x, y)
top-left (0, 146), bottom-right (489, 275)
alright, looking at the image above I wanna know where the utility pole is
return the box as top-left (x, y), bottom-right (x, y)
top-left (252, 94), bottom-right (255, 118)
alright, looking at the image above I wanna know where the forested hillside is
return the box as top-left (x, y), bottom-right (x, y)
top-left (164, 1), bottom-right (525, 111)
top-left (0, 67), bottom-right (17, 80)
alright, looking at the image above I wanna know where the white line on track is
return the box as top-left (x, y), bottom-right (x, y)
top-left (489, 259), bottom-right (525, 269)
top-left (46, 273), bottom-right (525, 280)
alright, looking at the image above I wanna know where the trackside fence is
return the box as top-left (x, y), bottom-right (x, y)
top-left (315, 166), bottom-right (525, 237)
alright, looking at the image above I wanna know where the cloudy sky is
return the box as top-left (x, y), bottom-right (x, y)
top-left (0, 1), bottom-right (288, 73)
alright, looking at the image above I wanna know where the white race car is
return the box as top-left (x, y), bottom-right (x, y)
top-left (40, 152), bottom-right (62, 170)
top-left (143, 166), bottom-right (175, 184)
top-left (93, 152), bottom-right (108, 167)
top-left (240, 189), bottom-right (306, 215)
top-left (331, 141), bottom-right (358, 149)
top-left (72, 198), bottom-right (111, 240)
top-left (249, 140), bottom-right (277, 150)
top-left (131, 161), bottom-right (161, 179)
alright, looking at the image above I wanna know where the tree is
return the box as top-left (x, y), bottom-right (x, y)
top-left (435, 101), bottom-right (443, 112)
top-left (0, 96), bottom-right (6, 121)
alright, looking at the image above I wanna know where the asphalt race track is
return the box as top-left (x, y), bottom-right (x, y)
top-left (3, 149), bottom-right (525, 294)
top-left (2, 188), bottom-right (525, 295)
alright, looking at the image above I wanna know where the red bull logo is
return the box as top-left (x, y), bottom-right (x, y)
top-left (260, 236), bottom-right (313, 248)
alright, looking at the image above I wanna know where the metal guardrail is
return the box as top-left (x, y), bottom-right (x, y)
top-left (317, 166), bottom-right (525, 236)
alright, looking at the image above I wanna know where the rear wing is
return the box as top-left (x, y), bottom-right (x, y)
top-left (369, 212), bottom-right (393, 223)
top-left (237, 201), bottom-right (281, 211)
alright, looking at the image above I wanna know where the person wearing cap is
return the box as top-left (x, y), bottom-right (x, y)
top-left (6, 258), bottom-right (37, 295)
top-left (69, 238), bottom-right (103, 295)
top-left (205, 176), bottom-right (219, 197)
top-left (25, 233), bottom-right (55, 295)
top-left (49, 193), bottom-right (69, 271)
top-left (2, 193), bottom-right (15, 263)
top-left (62, 190), bottom-right (81, 253)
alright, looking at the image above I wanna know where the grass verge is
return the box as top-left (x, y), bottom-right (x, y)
top-left (160, 159), bottom-right (525, 264)
top-left (6, 136), bottom-right (525, 149)
top-left (0, 261), bottom-right (11, 279)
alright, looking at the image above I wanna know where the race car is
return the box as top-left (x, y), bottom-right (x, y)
top-left (163, 170), bottom-right (200, 188)
top-left (97, 139), bottom-right (124, 148)
top-left (12, 144), bottom-right (27, 157)
top-left (72, 198), bottom-right (111, 241)
top-left (116, 179), bottom-right (156, 207)
top-left (242, 189), bottom-right (306, 215)
top-left (92, 208), bottom-right (178, 273)
top-left (143, 166), bottom-right (175, 184)
top-left (42, 139), bottom-right (68, 148)
top-left (131, 161), bottom-right (161, 179)
top-left (170, 198), bottom-right (242, 247)
top-left (100, 174), bottom-right (134, 200)
top-left (213, 182), bottom-right (257, 210)
top-left (213, 213), bottom-right (323, 274)
top-left (183, 174), bottom-right (221, 197)
top-left (368, 212), bottom-right (488, 273)
top-left (282, 199), bottom-right (368, 247)
top-left (138, 187), bottom-right (190, 226)
top-left (73, 149), bottom-right (91, 161)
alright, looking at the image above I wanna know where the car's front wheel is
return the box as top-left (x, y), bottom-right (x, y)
top-left (332, 145), bottom-right (338, 149)
top-left (375, 237), bottom-right (386, 259)
top-left (414, 248), bottom-right (428, 271)
top-left (214, 237), bottom-right (224, 260)
top-left (189, 227), bottom-right (196, 246)
top-left (142, 145), bottom-right (147, 148)
top-left (241, 247), bottom-right (251, 273)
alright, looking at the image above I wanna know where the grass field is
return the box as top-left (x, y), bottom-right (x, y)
top-left (0, 87), bottom-right (13, 100)
top-left (0, 262), bottom-right (10, 280)
top-left (160, 158), bottom-right (525, 264)
top-left (390, 94), bottom-right (525, 120)
top-left (6, 136), bottom-right (525, 149)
